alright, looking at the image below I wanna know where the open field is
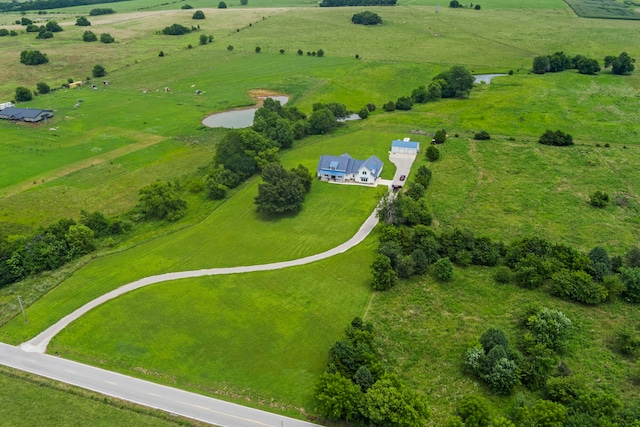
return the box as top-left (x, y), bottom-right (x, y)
top-left (368, 266), bottom-right (640, 424)
top-left (563, 0), bottom-right (640, 19)
top-left (47, 237), bottom-right (376, 417)
top-left (1, 0), bottom-right (640, 423)
top-left (0, 366), bottom-right (204, 426)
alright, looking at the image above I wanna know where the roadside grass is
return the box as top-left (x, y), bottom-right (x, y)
top-left (48, 235), bottom-right (376, 417)
top-left (0, 366), bottom-right (206, 426)
top-left (366, 266), bottom-right (640, 425)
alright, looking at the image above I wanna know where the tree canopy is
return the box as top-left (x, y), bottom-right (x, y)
top-left (254, 163), bottom-right (311, 215)
top-left (162, 23), bottom-right (191, 35)
top-left (351, 10), bottom-right (382, 24)
top-left (136, 181), bottom-right (187, 221)
top-left (75, 16), bottom-right (91, 26)
top-left (433, 65), bottom-right (474, 98)
top-left (605, 52), bottom-right (635, 75)
top-left (538, 129), bottom-right (573, 146)
top-left (15, 86), bottom-right (33, 102)
top-left (20, 50), bottom-right (48, 65)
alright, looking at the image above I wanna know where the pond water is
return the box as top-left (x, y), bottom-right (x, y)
top-left (473, 74), bottom-right (508, 84)
top-left (202, 96), bottom-right (289, 129)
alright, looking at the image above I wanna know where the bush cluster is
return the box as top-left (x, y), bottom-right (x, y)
top-left (314, 318), bottom-right (430, 425)
top-left (533, 51), bottom-right (602, 75)
top-left (351, 11), bottom-right (382, 24)
top-left (320, 0), bottom-right (395, 6)
top-left (89, 8), bottom-right (115, 16)
top-left (0, 212), bottom-right (130, 287)
top-left (538, 129), bottom-right (573, 146)
top-left (20, 50), bottom-right (49, 65)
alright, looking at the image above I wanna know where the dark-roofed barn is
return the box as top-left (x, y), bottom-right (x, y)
top-left (0, 107), bottom-right (54, 122)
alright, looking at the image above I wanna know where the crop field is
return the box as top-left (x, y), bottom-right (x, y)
top-left (563, 0), bottom-right (640, 19)
top-left (1, 0), bottom-right (640, 423)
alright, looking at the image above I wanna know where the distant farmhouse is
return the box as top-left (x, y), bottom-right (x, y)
top-left (391, 138), bottom-right (420, 154)
top-left (317, 153), bottom-right (383, 184)
top-left (0, 107), bottom-right (54, 123)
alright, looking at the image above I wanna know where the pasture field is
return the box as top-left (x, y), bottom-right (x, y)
top-left (0, 0), bottom-right (639, 423)
top-left (563, 0), bottom-right (640, 19)
top-left (0, 366), bottom-right (204, 426)
top-left (368, 266), bottom-right (640, 424)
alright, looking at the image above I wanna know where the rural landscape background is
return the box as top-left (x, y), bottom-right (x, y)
top-left (1, 0), bottom-right (639, 424)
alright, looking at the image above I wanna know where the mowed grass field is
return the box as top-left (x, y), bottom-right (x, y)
top-left (0, 0), bottom-right (640, 423)
top-left (47, 238), bottom-right (376, 416)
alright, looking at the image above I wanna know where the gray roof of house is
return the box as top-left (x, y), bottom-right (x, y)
top-left (317, 153), bottom-right (384, 179)
top-left (0, 107), bottom-right (53, 120)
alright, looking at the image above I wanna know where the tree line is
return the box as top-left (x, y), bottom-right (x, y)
top-left (533, 51), bottom-right (635, 75)
top-left (381, 65), bottom-right (476, 113)
top-left (0, 0), bottom-right (125, 12)
top-left (320, 0), bottom-right (395, 6)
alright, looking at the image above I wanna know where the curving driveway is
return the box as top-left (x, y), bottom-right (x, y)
top-left (1, 151), bottom-right (418, 427)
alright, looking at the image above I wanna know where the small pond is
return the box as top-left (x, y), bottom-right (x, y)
top-left (473, 74), bottom-right (508, 84)
top-left (202, 96), bottom-right (289, 129)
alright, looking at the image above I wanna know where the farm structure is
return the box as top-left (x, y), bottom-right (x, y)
top-left (0, 102), bottom-right (14, 111)
top-left (0, 108), bottom-right (53, 122)
top-left (317, 153), bottom-right (383, 184)
top-left (391, 138), bottom-right (420, 154)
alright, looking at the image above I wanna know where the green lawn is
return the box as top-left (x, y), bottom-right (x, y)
top-left (48, 235), bottom-right (376, 417)
top-left (0, 366), bottom-right (203, 426)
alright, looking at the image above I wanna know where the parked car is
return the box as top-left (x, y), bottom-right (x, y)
top-left (399, 175), bottom-right (406, 181)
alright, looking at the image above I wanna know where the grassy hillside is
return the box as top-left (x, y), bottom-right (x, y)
top-left (0, 0), bottom-right (639, 424)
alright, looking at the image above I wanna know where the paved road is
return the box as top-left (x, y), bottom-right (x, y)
top-left (0, 343), bottom-right (320, 427)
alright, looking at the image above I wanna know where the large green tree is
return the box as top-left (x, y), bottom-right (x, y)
top-left (314, 372), bottom-right (363, 421)
top-left (605, 52), bottom-right (635, 75)
top-left (361, 375), bottom-right (430, 426)
top-left (309, 108), bottom-right (337, 134)
top-left (254, 163), bottom-right (310, 215)
top-left (434, 65), bottom-right (475, 98)
top-left (15, 86), bottom-right (32, 102)
top-left (136, 181), bottom-right (187, 221)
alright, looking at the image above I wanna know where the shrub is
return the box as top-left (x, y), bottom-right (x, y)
top-left (383, 101), bottom-right (395, 111)
top-left (533, 56), bottom-right (550, 73)
top-left (255, 46), bottom-right (261, 53)
top-left (227, 45), bottom-right (234, 51)
top-left (45, 21), bottom-right (63, 32)
top-left (199, 34), bottom-right (208, 45)
top-left (474, 4), bottom-right (481, 9)
top-left (434, 128), bottom-right (447, 144)
top-left (92, 64), bottom-right (106, 78)
top-left (474, 130), bottom-right (491, 140)
top-left (36, 82), bottom-right (50, 94)
top-left (75, 16), bottom-right (91, 26)
top-left (15, 86), bottom-right (33, 102)
top-left (20, 50), bottom-right (48, 65)
top-left (100, 33), bottom-right (115, 43)
top-left (626, 246), bottom-right (640, 267)
top-left (589, 190), bottom-right (609, 208)
top-left (371, 254), bottom-right (397, 291)
top-left (162, 24), bottom-right (190, 35)
top-left (181, 3), bottom-right (194, 8)
top-left (395, 96), bottom-right (413, 110)
top-left (516, 400), bottom-right (567, 426)
top-left (82, 30), bottom-right (97, 42)
top-left (218, 1), bottom-right (227, 7)
top-left (89, 8), bottom-right (115, 15)
top-left (549, 269), bottom-right (608, 305)
top-left (426, 145), bottom-right (440, 162)
top-left (480, 327), bottom-right (509, 353)
top-left (538, 129), bottom-right (573, 146)
top-left (36, 30), bottom-right (53, 39)
top-left (434, 257), bottom-right (453, 281)
top-left (614, 326), bottom-right (640, 356)
top-left (456, 395), bottom-right (491, 427)
top-left (524, 308), bottom-right (572, 352)
top-left (352, 11), bottom-right (382, 25)
top-left (159, 51), bottom-right (165, 57)
top-left (484, 357), bottom-right (519, 394)
top-left (241, 0), bottom-right (248, 4)
top-left (317, 48), bottom-right (324, 57)
top-left (358, 107), bottom-right (369, 119)
top-left (620, 267), bottom-right (640, 302)
top-left (494, 266), bottom-right (511, 284)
